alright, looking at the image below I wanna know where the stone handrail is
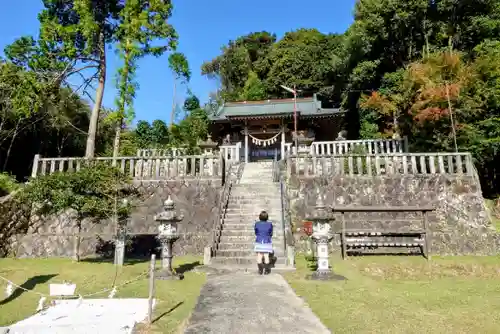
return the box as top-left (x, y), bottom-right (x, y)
top-left (31, 154), bottom-right (222, 179)
top-left (211, 158), bottom-right (234, 254)
top-left (283, 137), bottom-right (408, 156)
top-left (284, 152), bottom-right (475, 177)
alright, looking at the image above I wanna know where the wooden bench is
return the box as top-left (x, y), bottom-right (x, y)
top-left (332, 206), bottom-right (434, 260)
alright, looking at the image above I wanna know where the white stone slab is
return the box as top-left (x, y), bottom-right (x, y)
top-left (7, 298), bottom-right (155, 334)
top-left (49, 283), bottom-right (76, 296)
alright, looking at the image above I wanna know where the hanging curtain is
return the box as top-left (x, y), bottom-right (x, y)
top-left (248, 132), bottom-right (281, 147)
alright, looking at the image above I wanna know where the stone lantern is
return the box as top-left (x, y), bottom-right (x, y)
top-left (154, 196), bottom-right (184, 280)
top-left (293, 130), bottom-right (314, 155)
top-left (305, 189), bottom-right (344, 280)
top-left (198, 136), bottom-right (218, 155)
top-left (198, 136), bottom-right (218, 176)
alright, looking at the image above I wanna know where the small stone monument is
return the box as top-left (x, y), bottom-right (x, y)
top-left (305, 188), bottom-right (345, 280)
top-left (155, 196), bottom-right (184, 280)
top-left (114, 198), bottom-right (129, 267)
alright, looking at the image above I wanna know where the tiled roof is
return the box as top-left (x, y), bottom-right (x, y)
top-left (209, 95), bottom-right (343, 121)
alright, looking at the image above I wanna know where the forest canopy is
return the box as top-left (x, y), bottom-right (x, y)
top-left (0, 0), bottom-right (499, 198)
top-left (201, 0), bottom-right (500, 197)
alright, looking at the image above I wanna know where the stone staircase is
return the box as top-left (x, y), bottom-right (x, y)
top-left (211, 161), bottom-right (289, 269)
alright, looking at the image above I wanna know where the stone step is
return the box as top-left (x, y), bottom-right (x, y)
top-left (232, 185), bottom-right (279, 190)
top-left (210, 256), bottom-right (287, 266)
top-left (216, 244), bottom-right (285, 253)
top-left (228, 199), bottom-right (282, 205)
top-left (225, 210), bottom-right (281, 216)
top-left (222, 224), bottom-right (283, 231)
top-left (224, 218), bottom-right (284, 225)
top-left (219, 235), bottom-right (284, 243)
top-left (225, 212), bottom-right (282, 217)
top-left (216, 242), bottom-right (254, 250)
top-left (232, 185), bottom-right (279, 189)
top-left (229, 192), bottom-right (280, 198)
top-left (227, 201), bottom-right (282, 207)
top-left (207, 264), bottom-right (295, 272)
top-left (219, 230), bottom-right (284, 237)
top-left (226, 207), bottom-right (282, 213)
top-left (215, 250), bottom-right (285, 258)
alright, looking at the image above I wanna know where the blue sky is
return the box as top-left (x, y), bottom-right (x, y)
top-left (0, 0), bottom-right (356, 124)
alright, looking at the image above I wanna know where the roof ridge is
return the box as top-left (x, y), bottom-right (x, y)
top-left (225, 97), bottom-right (313, 106)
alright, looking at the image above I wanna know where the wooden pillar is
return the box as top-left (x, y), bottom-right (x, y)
top-left (244, 125), bottom-right (249, 163)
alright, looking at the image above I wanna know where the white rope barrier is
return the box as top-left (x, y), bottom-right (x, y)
top-left (0, 269), bottom-right (148, 313)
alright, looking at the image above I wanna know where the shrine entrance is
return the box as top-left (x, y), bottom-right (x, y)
top-left (245, 120), bottom-right (285, 162)
top-left (250, 141), bottom-right (280, 161)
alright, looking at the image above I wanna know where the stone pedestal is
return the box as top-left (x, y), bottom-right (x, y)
top-left (307, 237), bottom-right (345, 281)
top-left (157, 236), bottom-right (183, 280)
top-left (306, 189), bottom-right (346, 281)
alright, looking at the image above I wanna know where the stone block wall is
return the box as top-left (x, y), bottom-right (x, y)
top-left (8, 179), bottom-right (221, 258)
top-left (287, 175), bottom-right (500, 255)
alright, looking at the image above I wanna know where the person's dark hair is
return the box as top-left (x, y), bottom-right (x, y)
top-left (259, 211), bottom-right (269, 221)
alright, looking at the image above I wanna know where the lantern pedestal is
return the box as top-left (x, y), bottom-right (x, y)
top-left (307, 234), bottom-right (345, 281)
top-left (157, 236), bottom-right (183, 280)
top-left (305, 189), bottom-right (346, 281)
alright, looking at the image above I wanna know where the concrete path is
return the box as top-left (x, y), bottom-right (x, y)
top-left (184, 272), bottom-right (331, 334)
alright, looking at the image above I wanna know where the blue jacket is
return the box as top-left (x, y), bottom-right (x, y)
top-left (254, 220), bottom-right (273, 244)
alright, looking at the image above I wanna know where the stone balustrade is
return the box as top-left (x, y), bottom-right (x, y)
top-left (136, 148), bottom-right (186, 157)
top-left (284, 152), bottom-right (475, 177)
top-left (284, 137), bottom-right (408, 156)
top-left (31, 154), bottom-right (222, 179)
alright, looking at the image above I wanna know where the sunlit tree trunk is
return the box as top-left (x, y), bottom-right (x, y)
top-left (85, 31), bottom-right (106, 158)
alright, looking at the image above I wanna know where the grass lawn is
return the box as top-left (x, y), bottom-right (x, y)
top-left (0, 256), bottom-right (205, 333)
top-left (285, 255), bottom-right (500, 334)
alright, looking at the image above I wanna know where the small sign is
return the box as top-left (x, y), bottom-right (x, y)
top-left (49, 283), bottom-right (76, 296)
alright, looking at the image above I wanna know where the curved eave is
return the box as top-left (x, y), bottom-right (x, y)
top-left (225, 112), bottom-right (296, 121)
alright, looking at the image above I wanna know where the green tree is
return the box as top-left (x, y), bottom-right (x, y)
top-left (112, 0), bottom-right (178, 158)
top-left (201, 31), bottom-right (276, 100)
top-left (134, 120), bottom-right (153, 149)
top-left (35, 0), bottom-right (127, 158)
top-left (150, 119), bottom-right (169, 147)
top-left (20, 164), bottom-right (131, 261)
top-left (239, 71), bottom-right (266, 101)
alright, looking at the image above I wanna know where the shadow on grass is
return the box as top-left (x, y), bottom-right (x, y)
top-left (0, 274), bottom-right (57, 305)
top-left (80, 257), bottom-right (151, 266)
top-left (152, 301), bottom-right (184, 324)
top-left (175, 261), bottom-right (201, 274)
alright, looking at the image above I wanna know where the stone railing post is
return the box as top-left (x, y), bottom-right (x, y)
top-left (31, 154), bottom-right (41, 178)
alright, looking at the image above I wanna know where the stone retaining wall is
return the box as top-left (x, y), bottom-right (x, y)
top-left (287, 175), bottom-right (500, 255)
top-left (8, 179), bottom-right (221, 258)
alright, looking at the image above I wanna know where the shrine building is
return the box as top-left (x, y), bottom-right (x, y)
top-left (208, 94), bottom-right (344, 162)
